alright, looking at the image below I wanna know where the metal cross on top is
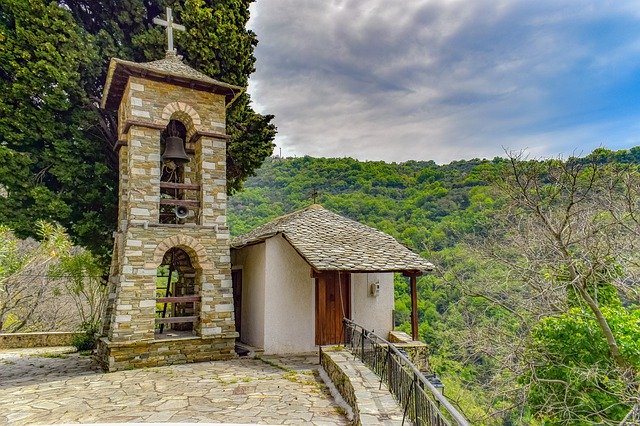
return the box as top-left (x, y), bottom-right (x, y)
top-left (310, 188), bottom-right (319, 204)
top-left (153, 7), bottom-right (185, 53)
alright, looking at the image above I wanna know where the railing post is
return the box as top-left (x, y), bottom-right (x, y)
top-left (403, 373), bottom-right (417, 425)
top-left (414, 372), bottom-right (419, 425)
top-left (381, 345), bottom-right (391, 390)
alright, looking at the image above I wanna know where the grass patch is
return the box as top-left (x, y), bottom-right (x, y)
top-left (283, 370), bottom-right (320, 388)
top-left (257, 355), bottom-right (323, 392)
top-left (208, 371), bottom-right (254, 385)
top-left (335, 406), bottom-right (348, 416)
top-left (256, 356), bottom-right (290, 372)
top-left (283, 371), bottom-right (298, 381)
top-left (325, 345), bottom-right (345, 352)
top-left (36, 352), bottom-right (69, 359)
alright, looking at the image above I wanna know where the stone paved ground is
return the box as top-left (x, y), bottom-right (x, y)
top-left (0, 347), bottom-right (349, 425)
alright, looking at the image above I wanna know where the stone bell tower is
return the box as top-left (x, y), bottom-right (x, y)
top-left (96, 15), bottom-right (242, 371)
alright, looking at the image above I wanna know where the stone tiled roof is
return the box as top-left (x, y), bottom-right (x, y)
top-left (231, 205), bottom-right (434, 273)
top-left (102, 51), bottom-right (243, 110)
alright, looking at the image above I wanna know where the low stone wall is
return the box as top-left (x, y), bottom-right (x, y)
top-left (395, 343), bottom-right (429, 371)
top-left (320, 347), bottom-right (405, 425)
top-left (0, 332), bottom-right (77, 349)
top-left (388, 330), bottom-right (430, 371)
top-left (320, 348), bottom-right (359, 425)
top-left (96, 335), bottom-right (236, 372)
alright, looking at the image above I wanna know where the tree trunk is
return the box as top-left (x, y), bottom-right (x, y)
top-left (574, 282), bottom-right (629, 369)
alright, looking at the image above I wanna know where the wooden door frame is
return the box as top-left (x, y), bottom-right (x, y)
top-left (314, 271), bottom-right (351, 346)
top-left (231, 267), bottom-right (242, 341)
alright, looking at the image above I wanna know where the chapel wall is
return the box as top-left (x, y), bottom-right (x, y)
top-left (350, 272), bottom-right (394, 339)
top-left (263, 234), bottom-right (316, 354)
top-left (230, 243), bottom-right (266, 349)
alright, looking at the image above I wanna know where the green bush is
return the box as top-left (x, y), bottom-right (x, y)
top-left (73, 321), bottom-right (99, 351)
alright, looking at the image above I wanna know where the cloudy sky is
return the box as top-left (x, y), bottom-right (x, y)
top-left (247, 1), bottom-right (640, 163)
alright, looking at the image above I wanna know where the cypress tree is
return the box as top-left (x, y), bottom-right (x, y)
top-left (0, 0), bottom-right (276, 261)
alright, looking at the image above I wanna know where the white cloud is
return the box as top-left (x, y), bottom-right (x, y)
top-left (248, 0), bottom-right (640, 163)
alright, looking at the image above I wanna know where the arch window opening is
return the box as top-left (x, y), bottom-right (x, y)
top-left (159, 119), bottom-right (199, 224)
top-left (155, 247), bottom-right (200, 339)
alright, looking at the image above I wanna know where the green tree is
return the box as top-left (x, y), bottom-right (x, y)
top-left (447, 154), bottom-right (640, 423)
top-left (524, 305), bottom-right (640, 425)
top-left (62, 0), bottom-right (276, 193)
top-left (0, 221), bottom-right (106, 338)
top-left (0, 0), bottom-right (115, 260)
top-left (225, 148), bottom-right (640, 424)
top-left (0, 0), bottom-right (275, 260)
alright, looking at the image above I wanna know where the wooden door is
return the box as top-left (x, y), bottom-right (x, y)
top-left (315, 271), bottom-right (350, 345)
top-left (231, 269), bottom-right (242, 340)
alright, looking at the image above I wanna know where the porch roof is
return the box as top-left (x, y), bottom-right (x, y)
top-left (231, 204), bottom-right (434, 274)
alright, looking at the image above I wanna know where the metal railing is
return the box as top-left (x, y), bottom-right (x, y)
top-left (343, 319), bottom-right (470, 426)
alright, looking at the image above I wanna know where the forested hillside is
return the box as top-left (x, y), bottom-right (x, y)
top-left (229, 147), bottom-right (640, 425)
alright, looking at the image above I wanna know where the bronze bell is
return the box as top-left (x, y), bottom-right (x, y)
top-left (161, 136), bottom-right (189, 164)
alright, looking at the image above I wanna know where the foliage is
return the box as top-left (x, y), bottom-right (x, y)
top-left (72, 320), bottom-right (100, 351)
top-left (433, 362), bottom-right (504, 426)
top-left (524, 306), bottom-right (640, 425)
top-left (62, 0), bottom-right (277, 193)
top-left (0, 0), bottom-right (115, 261)
top-left (447, 155), bottom-right (640, 424)
top-left (0, 221), bottom-right (106, 334)
top-left (0, 221), bottom-right (71, 331)
top-left (228, 147), bottom-right (640, 425)
top-left (229, 156), bottom-right (500, 249)
top-left (49, 247), bottom-right (107, 329)
top-left (0, 0), bottom-right (275, 261)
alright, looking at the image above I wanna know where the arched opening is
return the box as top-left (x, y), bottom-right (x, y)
top-left (155, 247), bottom-right (200, 338)
top-left (159, 119), bottom-right (199, 224)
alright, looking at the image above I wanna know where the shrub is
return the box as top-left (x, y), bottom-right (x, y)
top-left (73, 321), bottom-right (100, 351)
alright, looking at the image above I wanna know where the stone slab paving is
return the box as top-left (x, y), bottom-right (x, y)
top-left (0, 347), bottom-right (349, 425)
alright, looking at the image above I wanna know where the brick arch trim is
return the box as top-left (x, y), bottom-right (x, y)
top-left (161, 102), bottom-right (202, 140)
top-left (153, 235), bottom-right (209, 267)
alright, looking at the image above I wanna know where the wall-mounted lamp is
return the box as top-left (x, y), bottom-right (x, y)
top-left (368, 281), bottom-right (380, 297)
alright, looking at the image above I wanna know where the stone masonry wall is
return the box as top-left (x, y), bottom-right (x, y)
top-left (388, 330), bottom-right (430, 371)
top-left (96, 336), bottom-right (235, 372)
top-left (116, 77), bottom-right (228, 229)
top-left (124, 126), bottom-right (160, 225)
top-left (0, 332), bottom-right (76, 349)
top-left (103, 226), bottom-right (235, 342)
top-left (120, 77), bottom-right (226, 139)
top-left (320, 349), bottom-right (359, 425)
top-left (98, 70), bottom-right (235, 371)
top-left (320, 348), bottom-right (406, 426)
top-left (196, 136), bottom-right (227, 226)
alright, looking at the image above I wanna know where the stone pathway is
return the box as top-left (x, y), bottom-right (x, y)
top-left (0, 347), bottom-right (349, 425)
top-left (321, 350), bottom-right (405, 425)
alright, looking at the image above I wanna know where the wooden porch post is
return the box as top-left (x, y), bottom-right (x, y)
top-left (410, 275), bottom-right (418, 341)
top-left (403, 271), bottom-right (422, 341)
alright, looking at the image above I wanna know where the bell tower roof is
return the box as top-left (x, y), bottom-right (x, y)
top-left (101, 51), bottom-right (244, 110)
